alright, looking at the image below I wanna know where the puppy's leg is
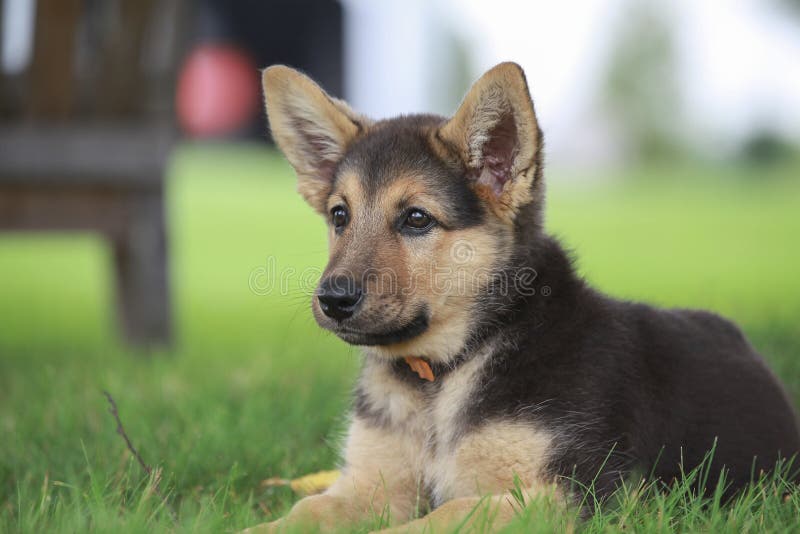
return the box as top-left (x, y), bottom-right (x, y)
top-left (242, 493), bottom-right (357, 533)
top-left (373, 420), bottom-right (561, 532)
top-left (244, 418), bottom-right (423, 533)
top-left (375, 486), bottom-right (562, 534)
top-left (375, 495), bottom-right (512, 534)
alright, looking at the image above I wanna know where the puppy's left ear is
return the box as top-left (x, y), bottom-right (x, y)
top-left (439, 62), bottom-right (542, 219)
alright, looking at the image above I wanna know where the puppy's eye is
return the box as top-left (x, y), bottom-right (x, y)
top-left (331, 206), bottom-right (349, 230)
top-left (402, 209), bottom-right (434, 232)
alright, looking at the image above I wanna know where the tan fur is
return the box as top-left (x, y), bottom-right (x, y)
top-left (376, 496), bottom-right (518, 534)
top-left (439, 421), bottom-right (556, 499)
top-left (374, 485), bottom-right (564, 534)
top-left (242, 494), bottom-right (354, 533)
top-left (262, 66), bottom-right (371, 214)
top-left (327, 418), bottom-right (424, 522)
top-left (375, 176), bottom-right (450, 224)
top-left (368, 224), bottom-right (511, 363)
top-left (357, 344), bottom-right (557, 504)
top-left (359, 356), bottom-right (429, 429)
top-left (439, 62), bottom-right (542, 223)
top-left (325, 170), bottom-right (367, 215)
top-left (323, 170), bottom-right (367, 255)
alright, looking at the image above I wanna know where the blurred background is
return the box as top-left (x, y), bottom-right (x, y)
top-left (1, 0), bottom-right (799, 530)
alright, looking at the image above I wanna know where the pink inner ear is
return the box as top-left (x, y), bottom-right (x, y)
top-left (476, 113), bottom-right (518, 196)
top-left (306, 132), bottom-right (338, 182)
top-left (289, 115), bottom-right (340, 184)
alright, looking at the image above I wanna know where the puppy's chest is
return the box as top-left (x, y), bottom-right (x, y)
top-left (419, 363), bottom-right (487, 504)
top-left (358, 352), bottom-right (555, 504)
top-left (360, 352), bottom-right (489, 441)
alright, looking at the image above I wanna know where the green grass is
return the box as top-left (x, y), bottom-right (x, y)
top-left (1, 144), bottom-right (799, 532)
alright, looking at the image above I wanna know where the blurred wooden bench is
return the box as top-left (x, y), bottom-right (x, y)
top-left (0, 0), bottom-right (187, 346)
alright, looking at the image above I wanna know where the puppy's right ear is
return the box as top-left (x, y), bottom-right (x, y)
top-left (262, 66), bottom-right (368, 214)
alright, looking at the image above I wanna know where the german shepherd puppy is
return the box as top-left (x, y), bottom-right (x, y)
top-left (250, 63), bottom-right (800, 532)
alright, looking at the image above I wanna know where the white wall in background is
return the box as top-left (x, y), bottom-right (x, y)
top-left (1, 0), bottom-right (37, 75)
top-left (341, 0), bottom-right (436, 118)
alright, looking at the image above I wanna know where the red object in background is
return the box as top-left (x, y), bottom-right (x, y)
top-left (176, 44), bottom-right (260, 138)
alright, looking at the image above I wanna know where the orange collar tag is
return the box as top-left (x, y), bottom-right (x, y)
top-left (404, 356), bottom-right (435, 382)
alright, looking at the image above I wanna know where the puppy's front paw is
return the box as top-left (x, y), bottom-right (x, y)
top-left (242, 494), bottom-right (353, 533)
top-left (240, 517), bottom-right (285, 534)
top-left (368, 519), bottom-right (428, 534)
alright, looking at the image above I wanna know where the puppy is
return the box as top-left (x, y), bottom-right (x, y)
top-left (248, 62), bottom-right (800, 532)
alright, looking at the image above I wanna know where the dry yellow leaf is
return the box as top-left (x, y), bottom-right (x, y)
top-left (289, 470), bottom-right (340, 495)
top-left (261, 470), bottom-right (341, 496)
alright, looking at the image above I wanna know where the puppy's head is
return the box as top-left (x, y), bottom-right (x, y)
top-left (263, 63), bottom-right (543, 362)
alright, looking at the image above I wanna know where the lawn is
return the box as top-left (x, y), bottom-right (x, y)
top-left (1, 144), bottom-right (799, 532)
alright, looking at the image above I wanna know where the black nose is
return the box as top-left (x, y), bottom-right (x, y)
top-left (317, 276), bottom-right (363, 321)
